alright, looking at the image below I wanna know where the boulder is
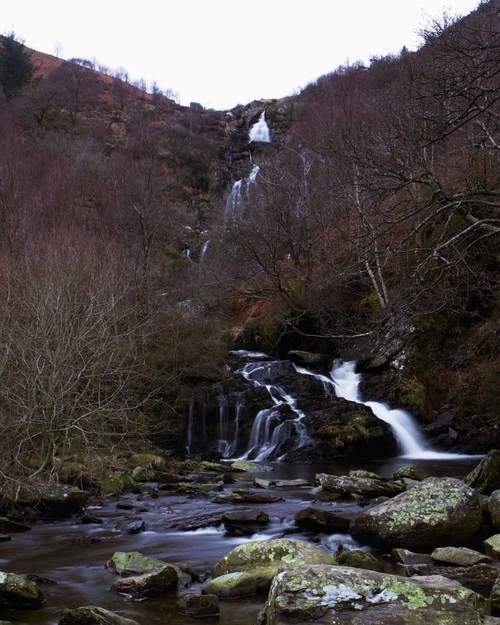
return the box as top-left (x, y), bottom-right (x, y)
top-left (294, 507), bottom-right (350, 533)
top-left (11, 485), bottom-right (90, 518)
top-left (392, 465), bottom-right (430, 481)
top-left (105, 551), bottom-right (167, 576)
top-left (212, 538), bottom-right (337, 590)
top-left (0, 571), bottom-right (45, 607)
top-left (111, 566), bottom-right (178, 600)
top-left (431, 546), bottom-right (493, 567)
top-left (176, 593), bottom-right (219, 616)
top-left (484, 535), bottom-right (500, 559)
top-left (100, 473), bottom-right (141, 496)
top-left (464, 450), bottom-right (500, 494)
top-left (304, 399), bottom-right (398, 461)
top-left (350, 477), bottom-right (482, 550)
top-left (202, 571), bottom-right (258, 597)
top-left (58, 606), bottom-right (140, 625)
top-left (260, 565), bottom-right (490, 624)
top-left (222, 509), bottom-right (270, 536)
top-left (336, 550), bottom-right (382, 572)
top-left (213, 489), bottom-right (283, 504)
top-left (316, 473), bottom-right (405, 499)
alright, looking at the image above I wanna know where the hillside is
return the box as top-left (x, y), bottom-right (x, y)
top-left (0, 2), bottom-right (498, 484)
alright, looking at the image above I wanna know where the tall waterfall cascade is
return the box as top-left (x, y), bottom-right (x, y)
top-left (249, 111), bottom-right (271, 143)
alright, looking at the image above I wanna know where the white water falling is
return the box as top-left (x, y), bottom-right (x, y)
top-left (328, 361), bottom-right (475, 460)
top-left (235, 360), bottom-right (310, 461)
top-left (199, 239), bottom-right (210, 262)
top-left (224, 165), bottom-right (260, 224)
top-left (249, 111), bottom-right (271, 143)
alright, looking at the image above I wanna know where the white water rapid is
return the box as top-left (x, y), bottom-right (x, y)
top-left (249, 111), bottom-right (271, 142)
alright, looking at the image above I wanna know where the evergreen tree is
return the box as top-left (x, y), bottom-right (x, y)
top-left (0, 32), bottom-right (35, 99)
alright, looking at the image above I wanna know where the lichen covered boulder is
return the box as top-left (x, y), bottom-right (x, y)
top-left (212, 538), bottom-right (337, 590)
top-left (350, 477), bottom-right (482, 550)
top-left (261, 565), bottom-right (490, 625)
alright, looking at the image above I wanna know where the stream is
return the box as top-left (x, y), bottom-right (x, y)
top-left (1, 456), bottom-right (481, 625)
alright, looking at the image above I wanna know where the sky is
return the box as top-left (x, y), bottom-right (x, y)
top-left (3, 0), bottom-right (482, 111)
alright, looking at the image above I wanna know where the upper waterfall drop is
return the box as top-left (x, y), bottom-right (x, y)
top-left (249, 111), bottom-right (271, 143)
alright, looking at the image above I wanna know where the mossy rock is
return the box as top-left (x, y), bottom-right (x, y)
top-left (229, 461), bottom-right (274, 473)
top-left (106, 551), bottom-right (167, 576)
top-left (336, 549), bottom-right (382, 571)
top-left (212, 538), bottom-right (337, 590)
top-left (100, 472), bottom-right (141, 496)
top-left (0, 571), bottom-right (45, 607)
top-left (59, 606), bottom-right (141, 625)
top-left (202, 571), bottom-right (258, 597)
top-left (392, 465), bottom-right (430, 481)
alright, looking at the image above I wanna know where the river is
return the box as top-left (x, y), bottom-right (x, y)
top-left (1, 456), bottom-right (481, 625)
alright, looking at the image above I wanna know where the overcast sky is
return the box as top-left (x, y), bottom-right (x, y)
top-left (4, 0), bottom-right (481, 110)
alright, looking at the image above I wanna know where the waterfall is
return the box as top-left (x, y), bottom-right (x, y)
top-left (235, 358), bottom-right (310, 461)
top-left (200, 239), bottom-right (210, 262)
top-left (329, 361), bottom-right (475, 460)
top-left (293, 360), bottom-right (477, 460)
top-left (224, 165), bottom-right (260, 224)
top-left (249, 111), bottom-right (271, 143)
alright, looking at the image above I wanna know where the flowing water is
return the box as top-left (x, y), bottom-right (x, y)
top-left (248, 111), bottom-right (271, 143)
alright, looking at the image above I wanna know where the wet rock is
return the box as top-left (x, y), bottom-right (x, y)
top-left (222, 509), bottom-right (270, 536)
top-left (390, 548), bottom-right (434, 566)
top-left (316, 473), bottom-right (405, 499)
top-left (464, 450), bottom-right (500, 494)
top-left (105, 551), bottom-right (167, 576)
top-left (271, 479), bottom-right (311, 488)
top-left (100, 473), bottom-right (141, 496)
top-left (260, 565), bottom-right (490, 624)
top-left (304, 399), bottom-right (398, 461)
top-left (213, 489), bottom-right (283, 504)
top-left (58, 606), bottom-right (140, 625)
top-left (0, 571), bottom-right (45, 607)
top-left (431, 546), bottom-right (493, 567)
top-left (484, 535), bottom-right (500, 559)
top-left (111, 566), bottom-right (178, 600)
top-left (212, 538), bottom-right (337, 590)
top-left (202, 571), bottom-right (258, 597)
top-left (350, 477), bottom-right (482, 550)
top-left (114, 519), bottom-right (145, 534)
top-left (12, 485), bottom-right (90, 518)
top-left (0, 517), bottom-right (31, 533)
top-left (392, 465), bottom-right (430, 481)
top-left (176, 593), bottom-right (220, 616)
top-left (229, 460), bottom-right (274, 473)
top-left (432, 563), bottom-right (499, 598)
top-left (489, 490), bottom-right (500, 527)
top-left (294, 507), bottom-right (350, 533)
top-left (336, 549), bottom-right (382, 571)
top-left (287, 350), bottom-right (332, 367)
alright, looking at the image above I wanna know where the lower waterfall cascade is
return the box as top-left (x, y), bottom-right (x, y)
top-left (185, 352), bottom-right (482, 462)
